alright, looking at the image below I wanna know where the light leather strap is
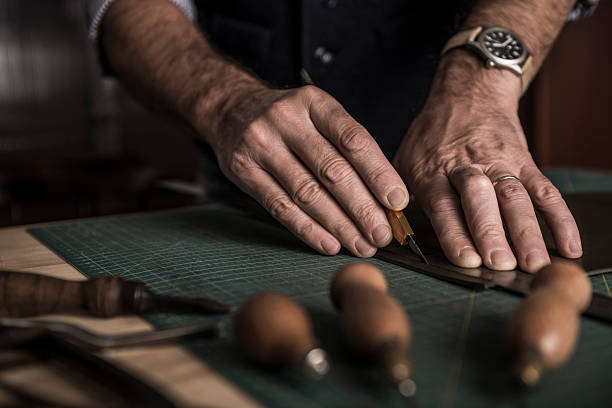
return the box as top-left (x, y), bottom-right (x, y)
top-left (441, 26), bottom-right (483, 55)
top-left (520, 55), bottom-right (534, 95)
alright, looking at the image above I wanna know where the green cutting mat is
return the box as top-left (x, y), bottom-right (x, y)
top-left (28, 169), bottom-right (612, 408)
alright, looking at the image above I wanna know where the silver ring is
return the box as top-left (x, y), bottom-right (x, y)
top-left (492, 175), bottom-right (521, 187)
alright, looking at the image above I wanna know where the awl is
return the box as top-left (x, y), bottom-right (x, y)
top-left (384, 208), bottom-right (428, 264)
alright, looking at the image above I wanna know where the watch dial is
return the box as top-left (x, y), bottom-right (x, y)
top-left (482, 29), bottom-right (524, 60)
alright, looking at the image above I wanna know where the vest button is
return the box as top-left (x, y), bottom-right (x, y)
top-left (321, 0), bottom-right (338, 8)
top-left (314, 46), bottom-right (334, 65)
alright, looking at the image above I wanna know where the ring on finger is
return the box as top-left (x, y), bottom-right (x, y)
top-left (492, 175), bottom-right (521, 187)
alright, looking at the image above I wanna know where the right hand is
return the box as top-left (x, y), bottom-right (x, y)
top-left (211, 85), bottom-right (409, 257)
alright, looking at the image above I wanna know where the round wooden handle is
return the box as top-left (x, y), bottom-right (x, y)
top-left (234, 292), bottom-right (321, 369)
top-left (508, 261), bottom-right (592, 386)
top-left (330, 263), bottom-right (414, 394)
top-left (530, 260), bottom-right (592, 311)
top-left (331, 263), bottom-right (410, 353)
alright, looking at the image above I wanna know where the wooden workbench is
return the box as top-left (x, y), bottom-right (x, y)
top-left (0, 223), bottom-right (260, 407)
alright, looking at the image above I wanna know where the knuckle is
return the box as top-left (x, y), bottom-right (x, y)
top-left (266, 98), bottom-right (295, 121)
top-left (264, 194), bottom-right (294, 221)
top-left (496, 181), bottom-right (527, 202)
top-left (295, 220), bottom-right (315, 239)
top-left (532, 183), bottom-right (563, 207)
top-left (427, 195), bottom-right (460, 216)
top-left (337, 123), bottom-right (370, 153)
top-left (242, 122), bottom-right (272, 151)
top-left (473, 222), bottom-right (505, 241)
top-left (299, 84), bottom-right (321, 100)
top-left (320, 156), bottom-right (353, 185)
top-left (352, 202), bottom-right (379, 226)
top-left (518, 226), bottom-right (540, 240)
top-left (366, 163), bottom-right (389, 185)
top-left (227, 153), bottom-right (255, 177)
top-left (293, 179), bottom-right (323, 206)
top-left (333, 219), bottom-right (359, 240)
top-left (462, 174), bottom-right (492, 195)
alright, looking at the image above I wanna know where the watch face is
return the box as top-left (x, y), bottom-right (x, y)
top-left (480, 28), bottom-right (525, 62)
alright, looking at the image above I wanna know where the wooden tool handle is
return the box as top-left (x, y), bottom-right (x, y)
top-left (331, 263), bottom-right (414, 394)
top-left (0, 271), bottom-right (151, 317)
top-left (508, 261), bottom-right (592, 386)
top-left (234, 292), bottom-right (328, 375)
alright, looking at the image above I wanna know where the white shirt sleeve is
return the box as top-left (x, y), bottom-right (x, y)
top-left (86, 0), bottom-right (197, 40)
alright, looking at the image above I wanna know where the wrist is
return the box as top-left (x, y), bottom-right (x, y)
top-left (187, 64), bottom-right (276, 151)
top-left (431, 48), bottom-right (522, 109)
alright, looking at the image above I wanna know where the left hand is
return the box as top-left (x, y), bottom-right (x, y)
top-left (393, 50), bottom-right (582, 273)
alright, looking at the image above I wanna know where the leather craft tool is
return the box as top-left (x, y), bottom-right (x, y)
top-left (385, 208), bottom-right (428, 264)
top-left (508, 261), bottom-right (592, 387)
top-left (0, 270), bottom-right (234, 318)
top-left (330, 263), bottom-right (416, 397)
top-left (234, 292), bottom-right (329, 376)
top-left (0, 317), bottom-right (222, 350)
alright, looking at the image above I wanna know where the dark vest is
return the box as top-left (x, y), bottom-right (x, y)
top-left (194, 0), bottom-right (474, 158)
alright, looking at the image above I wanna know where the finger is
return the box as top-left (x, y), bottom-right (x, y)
top-left (307, 89), bottom-right (409, 211)
top-left (259, 146), bottom-right (377, 257)
top-left (414, 174), bottom-right (482, 268)
top-left (449, 166), bottom-right (517, 270)
top-left (285, 123), bottom-right (392, 248)
top-left (487, 169), bottom-right (550, 273)
top-left (520, 166), bottom-right (582, 258)
top-left (226, 156), bottom-right (341, 255)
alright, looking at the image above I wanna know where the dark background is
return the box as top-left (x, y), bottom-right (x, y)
top-left (0, 0), bottom-right (610, 227)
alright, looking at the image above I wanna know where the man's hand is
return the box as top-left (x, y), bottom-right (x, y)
top-left (208, 85), bottom-right (409, 257)
top-left (394, 50), bottom-right (582, 273)
top-left (101, 0), bottom-right (409, 258)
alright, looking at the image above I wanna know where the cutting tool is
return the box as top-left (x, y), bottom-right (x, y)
top-left (384, 208), bottom-right (428, 264)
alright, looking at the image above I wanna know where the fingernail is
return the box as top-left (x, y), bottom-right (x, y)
top-left (489, 249), bottom-right (516, 270)
top-left (569, 239), bottom-right (582, 256)
top-left (372, 224), bottom-right (392, 246)
top-left (321, 237), bottom-right (340, 255)
top-left (457, 247), bottom-right (481, 268)
top-left (387, 187), bottom-right (408, 210)
top-left (355, 236), bottom-right (376, 257)
top-left (525, 250), bottom-right (550, 272)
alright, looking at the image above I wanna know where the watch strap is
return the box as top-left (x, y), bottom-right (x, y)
top-left (520, 55), bottom-right (534, 95)
top-left (441, 26), bottom-right (483, 55)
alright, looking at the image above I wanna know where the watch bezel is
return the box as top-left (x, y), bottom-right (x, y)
top-left (475, 27), bottom-right (528, 67)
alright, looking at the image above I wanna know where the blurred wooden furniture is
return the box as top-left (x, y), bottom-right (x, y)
top-left (523, 1), bottom-right (612, 170)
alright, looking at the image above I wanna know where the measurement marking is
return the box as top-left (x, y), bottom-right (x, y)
top-left (441, 290), bottom-right (476, 408)
top-left (603, 274), bottom-right (612, 297)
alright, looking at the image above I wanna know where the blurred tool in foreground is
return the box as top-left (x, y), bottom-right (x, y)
top-left (0, 270), bottom-right (233, 317)
top-left (508, 261), bottom-right (592, 387)
top-left (331, 262), bottom-right (416, 397)
top-left (234, 292), bottom-right (329, 376)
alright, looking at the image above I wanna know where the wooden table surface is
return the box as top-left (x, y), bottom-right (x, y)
top-left (0, 222), bottom-right (261, 407)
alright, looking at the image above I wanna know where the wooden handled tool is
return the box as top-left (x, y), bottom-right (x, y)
top-left (234, 292), bottom-right (329, 376)
top-left (0, 270), bottom-right (233, 317)
top-left (508, 261), bottom-right (592, 387)
top-left (330, 262), bottom-right (416, 397)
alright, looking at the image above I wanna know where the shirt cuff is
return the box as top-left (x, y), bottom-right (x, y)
top-left (568, 0), bottom-right (599, 21)
top-left (86, 0), bottom-right (197, 41)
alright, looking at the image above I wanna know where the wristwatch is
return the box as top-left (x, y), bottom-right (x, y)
top-left (441, 26), bottom-right (534, 95)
